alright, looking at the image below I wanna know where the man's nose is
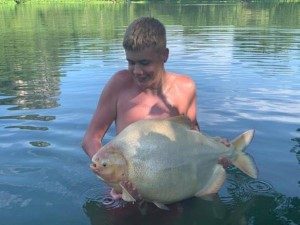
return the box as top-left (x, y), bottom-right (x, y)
top-left (133, 64), bottom-right (143, 75)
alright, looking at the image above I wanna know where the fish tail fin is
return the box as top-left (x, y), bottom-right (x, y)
top-left (230, 130), bottom-right (258, 179)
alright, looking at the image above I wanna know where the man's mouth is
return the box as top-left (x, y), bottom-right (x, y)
top-left (90, 164), bottom-right (104, 180)
top-left (136, 76), bottom-right (149, 83)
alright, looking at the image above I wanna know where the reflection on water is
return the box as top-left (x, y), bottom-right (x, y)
top-left (0, 76), bottom-right (61, 110)
top-left (0, 114), bottom-right (55, 121)
top-left (82, 173), bottom-right (299, 225)
top-left (29, 141), bottom-right (51, 147)
top-left (291, 128), bottom-right (300, 164)
top-left (0, 1), bottom-right (299, 225)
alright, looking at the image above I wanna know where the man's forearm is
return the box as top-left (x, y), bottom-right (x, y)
top-left (82, 137), bottom-right (101, 159)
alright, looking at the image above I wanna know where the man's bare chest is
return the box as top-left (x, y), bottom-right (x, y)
top-left (119, 92), bottom-right (177, 115)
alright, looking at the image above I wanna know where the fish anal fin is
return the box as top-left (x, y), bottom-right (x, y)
top-left (119, 183), bottom-right (136, 202)
top-left (153, 202), bottom-right (170, 210)
top-left (195, 164), bottom-right (226, 197)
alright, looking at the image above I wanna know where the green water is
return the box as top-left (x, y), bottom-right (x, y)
top-left (0, 1), bottom-right (299, 225)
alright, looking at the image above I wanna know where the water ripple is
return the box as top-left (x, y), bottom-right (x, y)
top-left (225, 168), bottom-right (276, 204)
top-left (82, 187), bottom-right (126, 210)
top-left (245, 180), bottom-right (273, 193)
top-left (0, 191), bottom-right (31, 209)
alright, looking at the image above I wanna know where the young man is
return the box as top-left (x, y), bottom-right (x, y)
top-left (82, 17), bottom-right (199, 159)
top-left (82, 17), bottom-right (227, 199)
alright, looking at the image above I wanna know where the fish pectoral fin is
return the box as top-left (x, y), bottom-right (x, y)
top-left (195, 164), bottom-right (226, 197)
top-left (199, 193), bottom-right (219, 202)
top-left (96, 175), bottom-right (104, 181)
top-left (153, 202), bottom-right (169, 210)
top-left (119, 183), bottom-right (136, 202)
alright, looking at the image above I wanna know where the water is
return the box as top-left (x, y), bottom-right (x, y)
top-left (0, 1), bottom-right (299, 225)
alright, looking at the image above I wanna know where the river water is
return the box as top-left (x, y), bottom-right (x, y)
top-left (0, 1), bottom-right (299, 225)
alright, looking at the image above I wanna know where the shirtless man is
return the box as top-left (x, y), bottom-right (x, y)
top-left (82, 17), bottom-right (227, 200)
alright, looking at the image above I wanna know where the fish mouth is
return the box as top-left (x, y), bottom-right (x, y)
top-left (96, 175), bottom-right (104, 181)
top-left (90, 163), bottom-right (101, 175)
top-left (90, 162), bottom-right (97, 170)
top-left (90, 163), bottom-right (104, 180)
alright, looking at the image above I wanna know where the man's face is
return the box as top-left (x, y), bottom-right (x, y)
top-left (125, 47), bottom-right (168, 90)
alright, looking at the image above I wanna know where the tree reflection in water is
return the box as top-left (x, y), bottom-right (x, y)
top-left (291, 128), bottom-right (300, 164)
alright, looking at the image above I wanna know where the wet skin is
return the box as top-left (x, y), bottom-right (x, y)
top-left (85, 47), bottom-right (230, 201)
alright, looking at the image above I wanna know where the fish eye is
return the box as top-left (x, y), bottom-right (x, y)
top-left (102, 162), bottom-right (107, 167)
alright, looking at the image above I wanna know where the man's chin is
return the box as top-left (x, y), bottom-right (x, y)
top-left (136, 81), bottom-right (158, 90)
top-left (136, 81), bottom-right (151, 89)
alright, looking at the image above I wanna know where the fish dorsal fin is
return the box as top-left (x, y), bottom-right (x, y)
top-left (165, 115), bottom-right (192, 129)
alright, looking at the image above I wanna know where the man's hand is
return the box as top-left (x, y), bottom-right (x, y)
top-left (220, 138), bottom-right (230, 147)
top-left (110, 180), bottom-right (142, 201)
top-left (216, 137), bottom-right (231, 147)
top-left (110, 188), bottom-right (123, 200)
top-left (218, 157), bottom-right (231, 169)
top-left (216, 137), bottom-right (231, 169)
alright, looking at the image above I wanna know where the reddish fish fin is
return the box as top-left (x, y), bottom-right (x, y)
top-left (119, 183), bottom-right (136, 202)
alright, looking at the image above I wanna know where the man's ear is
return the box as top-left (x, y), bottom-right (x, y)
top-left (163, 48), bottom-right (169, 63)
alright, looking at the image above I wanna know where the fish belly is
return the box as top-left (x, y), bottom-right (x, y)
top-left (119, 119), bottom-right (231, 203)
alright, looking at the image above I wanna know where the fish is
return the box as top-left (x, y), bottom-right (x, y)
top-left (90, 116), bottom-right (257, 209)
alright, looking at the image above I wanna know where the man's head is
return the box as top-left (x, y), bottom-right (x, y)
top-left (123, 17), bottom-right (167, 53)
top-left (123, 17), bottom-right (169, 90)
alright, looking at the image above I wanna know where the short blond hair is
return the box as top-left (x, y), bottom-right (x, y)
top-left (123, 17), bottom-right (166, 52)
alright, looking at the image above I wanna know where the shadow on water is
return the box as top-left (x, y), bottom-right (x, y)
top-left (82, 149), bottom-right (299, 225)
top-left (291, 128), bottom-right (300, 165)
top-left (82, 119), bottom-right (300, 225)
top-left (82, 174), bottom-right (299, 225)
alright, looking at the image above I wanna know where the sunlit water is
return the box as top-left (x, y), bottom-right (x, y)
top-left (0, 1), bottom-right (299, 225)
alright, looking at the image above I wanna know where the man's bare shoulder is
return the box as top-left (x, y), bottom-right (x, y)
top-left (110, 70), bottom-right (132, 84)
top-left (105, 70), bottom-right (134, 91)
top-left (168, 72), bottom-right (196, 91)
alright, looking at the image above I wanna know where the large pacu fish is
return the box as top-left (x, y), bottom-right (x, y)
top-left (91, 116), bottom-right (257, 209)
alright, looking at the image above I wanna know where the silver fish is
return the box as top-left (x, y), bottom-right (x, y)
top-left (91, 116), bottom-right (257, 209)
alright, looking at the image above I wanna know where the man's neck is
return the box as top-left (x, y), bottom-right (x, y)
top-left (143, 70), bottom-right (168, 95)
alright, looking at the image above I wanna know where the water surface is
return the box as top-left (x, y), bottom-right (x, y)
top-left (0, 1), bottom-right (299, 225)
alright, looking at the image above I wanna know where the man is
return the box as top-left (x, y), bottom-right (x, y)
top-left (82, 17), bottom-right (228, 200)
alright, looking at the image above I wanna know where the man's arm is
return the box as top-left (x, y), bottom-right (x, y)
top-left (185, 78), bottom-right (200, 131)
top-left (82, 74), bottom-right (120, 158)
